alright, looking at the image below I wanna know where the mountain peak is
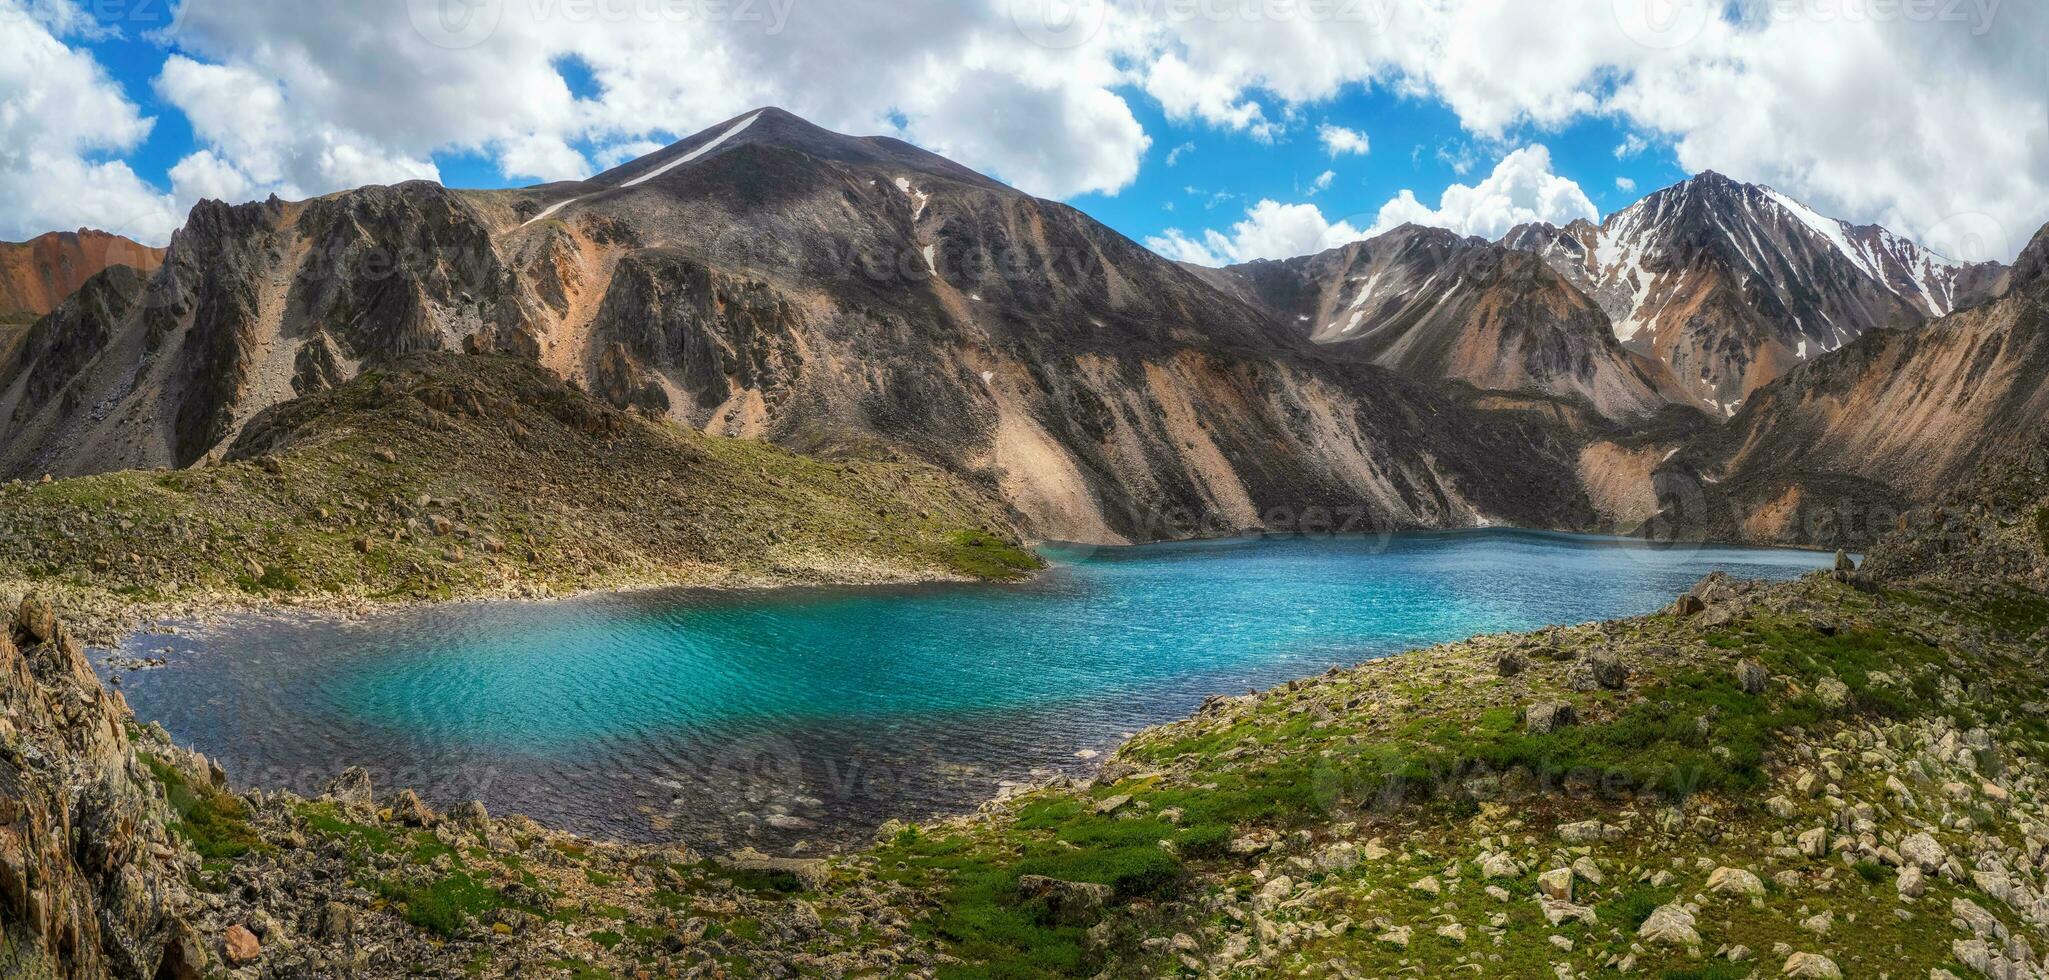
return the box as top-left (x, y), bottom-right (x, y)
top-left (586, 106), bottom-right (1004, 193)
top-left (2011, 222), bottom-right (2049, 293)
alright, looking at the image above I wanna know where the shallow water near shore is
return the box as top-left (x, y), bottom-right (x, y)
top-left (106, 530), bottom-right (1834, 851)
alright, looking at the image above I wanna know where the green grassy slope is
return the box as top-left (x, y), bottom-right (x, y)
top-left (0, 354), bottom-right (1038, 619)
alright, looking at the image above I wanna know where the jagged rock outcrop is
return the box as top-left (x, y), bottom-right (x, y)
top-left (0, 266), bottom-right (151, 425)
top-left (0, 596), bottom-right (209, 979)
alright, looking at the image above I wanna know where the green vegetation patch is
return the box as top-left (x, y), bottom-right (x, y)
top-left (936, 530), bottom-right (1045, 581)
top-left (374, 870), bottom-right (514, 938)
top-left (139, 752), bottom-right (264, 863)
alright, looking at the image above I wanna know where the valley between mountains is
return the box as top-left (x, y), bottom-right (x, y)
top-left (3, 107), bottom-right (2049, 980)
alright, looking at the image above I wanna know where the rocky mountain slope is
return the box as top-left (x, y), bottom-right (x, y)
top-left (1197, 225), bottom-right (1686, 419)
top-left (1503, 172), bottom-right (2007, 414)
top-left (0, 108), bottom-right (1597, 545)
top-left (6, 432), bottom-right (2045, 977)
top-left (1650, 221), bottom-right (2049, 549)
top-left (0, 352), bottom-right (1037, 643)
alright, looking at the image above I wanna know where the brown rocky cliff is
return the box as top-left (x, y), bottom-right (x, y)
top-left (0, 231), bottom-right (165, 323)
top-left (0, 597), bottom-right (210, 979)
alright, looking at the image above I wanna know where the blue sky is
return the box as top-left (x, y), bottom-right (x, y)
top-left (65, 4), bottom-right (1688, 252)
top-left (6, 0), bottom-right (2041, 263)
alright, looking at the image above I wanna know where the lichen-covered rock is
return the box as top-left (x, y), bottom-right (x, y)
top-left (1637, 904), bottom-right (1700, 945)
top-left (1525, 701), bottom-right (1577, 734)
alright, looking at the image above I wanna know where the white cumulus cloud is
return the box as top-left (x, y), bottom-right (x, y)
top-left (1147, 200), bottom-right (1362, 266)
top-left (0, 0), bottom-right (179, 244)
top-left (1369, 145), bottom-right (1597, 240)
top-left (1318, 124), bottom-right (1369, 157)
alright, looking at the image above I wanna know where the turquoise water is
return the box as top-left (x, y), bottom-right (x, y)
top-left (111, 531), bottom-right (1834, 848)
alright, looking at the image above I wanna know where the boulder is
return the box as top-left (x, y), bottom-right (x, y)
top-left (222, 924), bottom-right (262, 965)
top-left (1016, 874), bottom-right (1113, 926)
top-left (1557, 820), bottom-right (1607, 844)
top-left (1093, 794), bottom-right (1131, 815)
top-left (451, 799), bottom-right (490, 830)
top-left (1899, 832), bottom-right (1947, 871)
top-left (1636, 903), bottom-right (1700, 945)
top-left (1671, 594), bottom-right (1707, 617)
top-left (1783, 952), bottom-right (1842, 978)
top-left (325, 766), bottom-right (374, 805)
top-left (15, 595), bottom-right (57, 644)
top-left (389, 788), bottom-right (436, 827)
top-left (1537, 867), bottom-right (1573, 901)
top-left (1705, 867), bottom-right (1765, 896)
top-left (1478, 852), bottom-right (1520, 879)
top-left (1495, 652), bottom-right (1527, 677)
top-left (1525, 701), bottom-right (1577, 734)
top-left (1586, 651), bottom-right (1627, 689)
top-left (1734, 659), bottom-right (1769, 695)
top-left (1814, 677), bottom-right (1850, 709)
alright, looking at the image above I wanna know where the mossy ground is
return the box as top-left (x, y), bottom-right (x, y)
top-left (139, 751), bottom-right (265, 868)
top-left (853, 575), bottom-right (2049, 976)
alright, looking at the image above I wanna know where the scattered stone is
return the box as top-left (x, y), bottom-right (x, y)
top-left (1735, 659), bottom-right (1769, 695)
top-left (1637, 904), bottom-right (1701, 946)
top-left (1016, 875), bottom-right (1112, 926)
top-left (1525, 701), bottom-right (1577, 734)
top-left (1093, 794), bottom-right (1131, 815)
top-left (222, 924), bottom-right (261, 965)
top-left (1705, 867), bottom-right (1765, 897)
top-left (1814, 677), bottom-right (1850, 709)
top-left (325, 766), bottom-right (374, 805)
top-left (1586, 651), bottom-right (1627, 689)
top-left (1899, 832), bottom-right (1947, 871)
top-left (1782, 951), bottom-right (1842, 978)
top-left (1537, 867), bottom-right (1573, 901)
top-left (1496, 652), bottom-right (1528, 677)
top-left (1409, 875), bottom-right (1442, 898)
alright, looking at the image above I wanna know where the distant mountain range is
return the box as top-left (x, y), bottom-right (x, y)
top-left (1502, 172), bottom-right (2007, 413)
top-left (0, 230), bottom-right (163, 325)
top-left (1, 108), bottom-right (2040, 551)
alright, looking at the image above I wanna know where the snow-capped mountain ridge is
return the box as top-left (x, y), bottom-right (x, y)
top-left (1502, 171), bottom-right (2007, 413)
